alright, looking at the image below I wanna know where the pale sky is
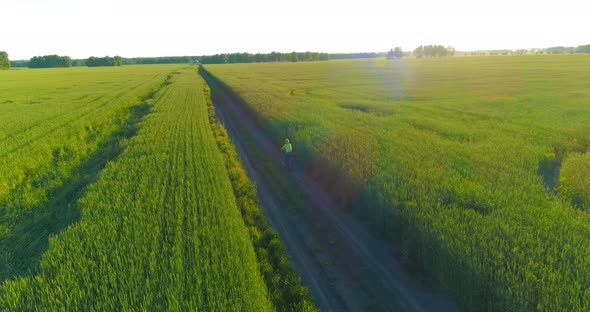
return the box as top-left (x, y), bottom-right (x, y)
top-left (2, 0), bottom-right (589, 60)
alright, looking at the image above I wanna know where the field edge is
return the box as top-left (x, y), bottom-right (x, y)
top-left (200, 72), bottom-right (317, 312)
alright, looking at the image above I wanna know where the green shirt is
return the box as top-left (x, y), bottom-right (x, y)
top-left (282, 143), bottom-right (292, 153)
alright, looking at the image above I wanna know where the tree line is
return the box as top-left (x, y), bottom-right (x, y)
top-left (467, 44), bottom-right (590, 56)
top-left (10, 55), bottom-right (200, 68)
top-left (85, 56), bottom-right (124, 67)
top-left (25, 55), bottom-right (121, 68)
top-left (199, 51), bottom-right (413, 64)
top-left (387, 47), bottom-right (403, 59)
top-left (412, 45), bottom-right (455, 58)
top-left (125, 56), bottom-right (199, 64)
top-left (29, 55), bottom-right (72, 68)
top-left (200, 51), bottom-right (331, 64)
top-left (329, 52), bottom-right (382, 59)
top-left (524, 44), bottom-right (590, 54)
top-left (7, 43), bottom-right (588, 68)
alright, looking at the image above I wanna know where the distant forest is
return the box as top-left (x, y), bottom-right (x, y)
top-left (466, 44), bottom-right (590, 56)
top-left (7, 44), bottom-right (590, 68)
top-left (198, 52), bottom-right (386, 64)
top-left (9, 52), bottom-right (383, 68)
top-left (10, 56), bottom-right (201, 68)
top-left (29, 55), bottom-right (72, 68)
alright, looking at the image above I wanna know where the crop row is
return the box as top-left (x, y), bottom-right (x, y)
top-left (1, 68), bottom-right (274, 310)
top-left (0, 65), bottom-right (180, 282)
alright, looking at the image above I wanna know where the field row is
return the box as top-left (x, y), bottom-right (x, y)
top-left (0, 65), bottom-right (180, 281)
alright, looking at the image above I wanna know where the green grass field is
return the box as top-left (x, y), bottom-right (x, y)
top-left (204, 55), bottom-right (590, 311)
top-left (1, 65), bottom-right (177, 279)
top-left (0, 66), bottom-right (313, 310)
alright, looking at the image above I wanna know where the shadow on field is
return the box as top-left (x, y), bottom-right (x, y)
top-left (0, 103), bottom-right (151, 284)
top-left (537, 156), bottom-right (560, 193)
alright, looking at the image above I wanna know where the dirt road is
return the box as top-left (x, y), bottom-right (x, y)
top-left (204, 74), bottom-right (461, 312)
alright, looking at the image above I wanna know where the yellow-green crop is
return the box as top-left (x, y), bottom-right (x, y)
top-left (1, 68), bottom-right (275, 310)
top-left (1, 65), bottom-right (178, 279)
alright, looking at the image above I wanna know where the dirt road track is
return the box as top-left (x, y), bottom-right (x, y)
top-left (204, 74), bottom-right (461, 312)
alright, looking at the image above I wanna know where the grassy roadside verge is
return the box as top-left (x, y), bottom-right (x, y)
top-left (201, 75), bottom-right (317, 312)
